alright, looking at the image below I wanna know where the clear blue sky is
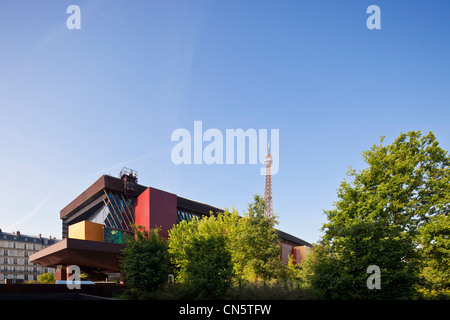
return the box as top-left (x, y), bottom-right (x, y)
top-left (0, 1), bottom-right (449, 243)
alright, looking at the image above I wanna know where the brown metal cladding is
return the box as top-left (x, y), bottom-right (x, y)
top-left (60, 175), bottom-right (146, 219)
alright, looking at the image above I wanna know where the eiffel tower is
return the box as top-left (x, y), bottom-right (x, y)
top-left (264, 142), bottom-right (273, 218)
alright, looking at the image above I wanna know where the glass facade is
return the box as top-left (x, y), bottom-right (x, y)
top-left (87, 190), bottom-right (135, 244)
top-left (104, 191), bottom-right (135, 231)
top-left (103, 228), bottom-right (131, 244)
top-left (176, 208), bottom-right (203, 223)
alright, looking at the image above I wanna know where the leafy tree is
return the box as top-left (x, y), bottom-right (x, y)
top-left (120, 225), bottom-right (171, 293)
top-left (309, 131), bottom-right (449, 299)
top-left (183, 234), bottom-right (233, 299)
top-left (38, 272), bottom-right (55, 284)
top-left (418, 214), bottom-right (450, 291)
top-left (299, 241), bottom-right (343, 299)
top-left (305, 223), bottom-right (419, 299)
top-left (230, 195), bottom-right (282, 284)
top-left (168, 195), bottom-right (283, 296)
top-left (168, 216), bottom-right (233, 298)
top-left (325, 131), bottom-right (448, 236)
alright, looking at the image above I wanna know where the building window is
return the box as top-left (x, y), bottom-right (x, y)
top-left (3, 250), bottom-right (8, 256)
top-left (177, 209), bottom-right (202, 223)
top-left (104, 228), bottom-right (130, 245)
top-left (96, 191), bottom-right (135, 233)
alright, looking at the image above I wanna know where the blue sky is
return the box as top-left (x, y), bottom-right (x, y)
top-left (0, 1), bottom-right (449, 243)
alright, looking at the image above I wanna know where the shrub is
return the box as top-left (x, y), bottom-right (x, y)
top-left (120, 226), bottom-right (171, 293)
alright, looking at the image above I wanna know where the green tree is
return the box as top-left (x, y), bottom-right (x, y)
top-left (418, 214), bottom-right (450, 291)
top-left (183, 234), bottom-right (233, 299)
top-left (230, 195), bottom-right (282, 284)
top-left (38, 272), bottom-right (55, 284)
top-left (325, 131), bottom-right (449, 235)
top-left (309, 131), bottom-right (449, 299)
top-left (120, 225), bottom-right (171, 293)
top-left (168, 216), bottom-right (233, 298)
top-left (299, 241), bottom-right (342, 299)
top-left (168, 195), bottom-right (283, 295)
top-left (304, 222), bottom-right (419, 299)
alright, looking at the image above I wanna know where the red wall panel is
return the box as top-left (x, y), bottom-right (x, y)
top-left (134, 187), bottom-right (177, 238)
top-left (134, 188), bottom-right (150, 230)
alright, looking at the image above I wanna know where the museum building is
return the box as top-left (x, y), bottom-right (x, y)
top-left (30, 169), bottom-right (311, 280)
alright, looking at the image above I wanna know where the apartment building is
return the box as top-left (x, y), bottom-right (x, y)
top-left (0, 229), bottom-right (58, 283)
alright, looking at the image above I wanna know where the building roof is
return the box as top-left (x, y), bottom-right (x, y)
top-left (0, 230), bottom-right (58, 245)
top-left (277, 229), bottom-right (312, 247)
top-left (60, 174), bottom-right (225, 222)
top-left (60, 174), bottom-right (147, 219)
top-left (177, 196), bottom-right (223, 216)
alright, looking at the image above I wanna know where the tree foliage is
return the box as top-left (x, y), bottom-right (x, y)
top-left (168, 194), bottom-right (283, 297)
top-left (183, 234), bottom-right (233, 299)
top-left (38, 272), bottom-right (55, 284)
top-left (306, 131), bottom-right (449, 299)
top-left (120, 226), bottom-right (171, 293)
top-left (418, 214), bottom-right (450, 290)
top-left (227, 195), bottom-right (282, 283)
top-left (168, 214), bottom-right (233, 298)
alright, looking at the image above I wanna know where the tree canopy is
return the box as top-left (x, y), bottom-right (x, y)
top-left (168, 195), bottom-right (283, 297)
top-left (120, 226), bottom-right (171, 293)
top-left (304, 131), bottom-right (450, 299)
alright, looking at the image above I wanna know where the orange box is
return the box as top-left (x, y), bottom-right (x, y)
top-left (68, 220), bottom-right (104, 242)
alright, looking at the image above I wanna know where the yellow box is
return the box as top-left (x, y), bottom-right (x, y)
top-left (68, 221), bottom-right (104, 242)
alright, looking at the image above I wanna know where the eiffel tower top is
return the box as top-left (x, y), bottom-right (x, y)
top-left (265, 142), bottom-right (272, 166)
